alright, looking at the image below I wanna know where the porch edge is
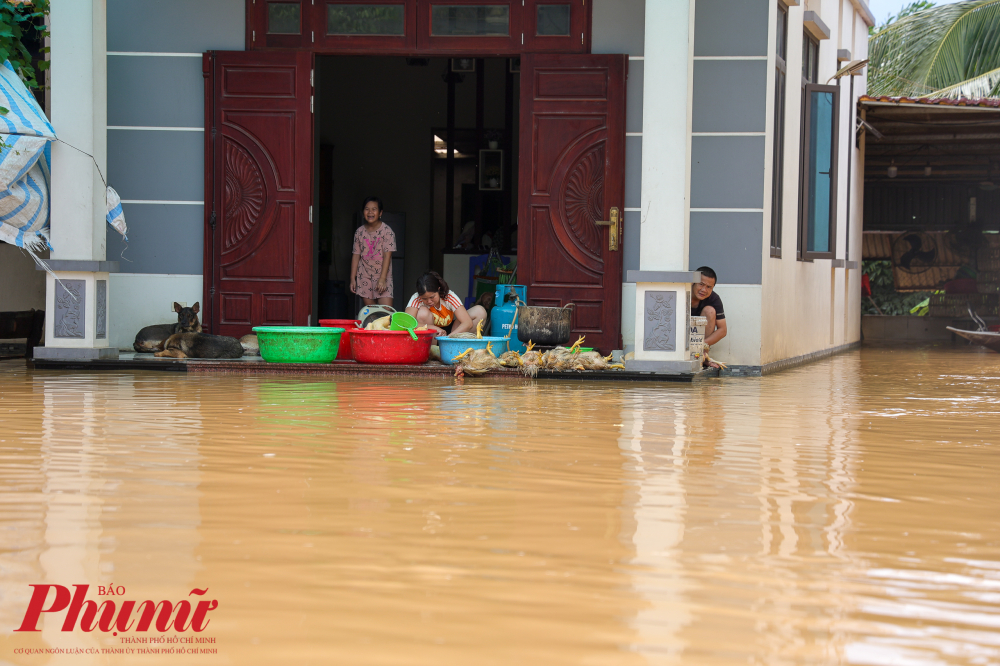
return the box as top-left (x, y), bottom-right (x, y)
top-left (761, 340), bottom-right (861, 375)
top-left (706, 340), bottom-right (862, 377)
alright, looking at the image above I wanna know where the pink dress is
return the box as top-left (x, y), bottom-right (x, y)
top-left (352, 223), bottom-right (397, 300)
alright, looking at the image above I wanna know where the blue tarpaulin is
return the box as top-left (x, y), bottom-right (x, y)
top-left (0, 60), bottom-right (55, 254)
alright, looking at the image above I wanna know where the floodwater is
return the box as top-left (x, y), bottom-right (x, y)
top-left (1, 345), bottom-right (998, 666)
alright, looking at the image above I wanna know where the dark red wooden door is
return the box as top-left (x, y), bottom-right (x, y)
top-left (203, 51), bottom-right (313, 337)
top-left (518, 54), bottom-right (626, 353)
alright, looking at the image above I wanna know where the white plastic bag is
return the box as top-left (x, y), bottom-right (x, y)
top-left (106, 185), bottom-right (128, 241)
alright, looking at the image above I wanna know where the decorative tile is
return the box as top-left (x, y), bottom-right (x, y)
top-left (96, 280), bottom-right (107, 339)
top-left (54, 280), bottom-right (85, 339)
top-left (643, 291), bottom-right (676, 352)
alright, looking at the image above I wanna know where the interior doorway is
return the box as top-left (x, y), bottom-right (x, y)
top-left (313, 56), bottom-right (518, 318)
top-left (205, 50), bottom-right (626, 352)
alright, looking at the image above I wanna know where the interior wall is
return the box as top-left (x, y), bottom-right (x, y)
top-left (431, 161), bottom-right (477, 274)
top-left (315, 56), bottom-right (508, 306)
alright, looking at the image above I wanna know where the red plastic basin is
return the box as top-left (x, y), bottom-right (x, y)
top-left (319, 319), bottom-right (361, 360)
top-left (350, 329), bottom-right (436, 365)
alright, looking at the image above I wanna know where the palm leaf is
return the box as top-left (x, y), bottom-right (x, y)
top-left (930, 65), bottom-right (1000, 98)
top-left (868, 0), bottom-right (1000, 98)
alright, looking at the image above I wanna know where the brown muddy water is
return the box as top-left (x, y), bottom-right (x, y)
top-left (1, 345), bottom-right (999, 665)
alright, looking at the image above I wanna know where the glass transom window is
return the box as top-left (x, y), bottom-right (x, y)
top-left (327, 4), bottom-right (405, 35)
top-left (536, 4), bottom-right (570, 36)
top-left (430, 5), bottom-right (509, 36)
top-left (267, 2), bottom-right (301, 34)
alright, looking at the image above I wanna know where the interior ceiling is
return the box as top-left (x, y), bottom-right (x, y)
top-left (861, 100), bottom-right (1000, 187)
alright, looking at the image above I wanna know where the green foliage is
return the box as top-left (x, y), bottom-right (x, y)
top-left (0, 0), bottom-right (49, 90)
top-left (869, 0), bottom-right (1000, 99)
top-left (862, 260), bottom-right (932, 315)
top-left (910, 295), bottom-right (931, 315)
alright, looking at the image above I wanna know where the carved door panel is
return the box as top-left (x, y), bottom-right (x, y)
top-left (518, 54), bottom-right (626, 354)
top-left (203, 51), bottom-right (313, 337)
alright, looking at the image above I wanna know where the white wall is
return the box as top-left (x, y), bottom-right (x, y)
top-left (109, 274), bottom-right (203, 350)
top-left (621, 282), bottom-right (636, 350)
top-left (759, 1), bottom-right (870, 366)
top-left (845, 10), bottom-right (869, 345)
top-left (710, 285), bottom-right (763, 366)
top-left (0, 245), bottom-right (46, 312)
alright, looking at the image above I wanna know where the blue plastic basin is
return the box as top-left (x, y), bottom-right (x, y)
top-left (436, 336), bottom-right (508, 365)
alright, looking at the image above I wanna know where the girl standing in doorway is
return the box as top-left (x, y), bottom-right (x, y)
top-left (350, 196), bottom-right (396, 306)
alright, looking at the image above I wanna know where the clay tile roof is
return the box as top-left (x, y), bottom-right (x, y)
top-left (859, 95), bottom-right (1000, 108)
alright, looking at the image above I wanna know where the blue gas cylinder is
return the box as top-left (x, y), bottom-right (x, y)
top-left (491, 284), bottom-right (527, 353)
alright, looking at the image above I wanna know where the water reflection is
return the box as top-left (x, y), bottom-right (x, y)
top-left (0, 345), bottom-right (998, 665)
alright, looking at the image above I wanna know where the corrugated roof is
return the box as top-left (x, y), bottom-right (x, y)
top-left (860, 95), bottom-right (1000, 109)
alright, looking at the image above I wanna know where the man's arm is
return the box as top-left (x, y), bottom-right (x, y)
top-left (706, 318), bottom-right (727, 345)
top-left (702, 305), bottom-right (727, 346)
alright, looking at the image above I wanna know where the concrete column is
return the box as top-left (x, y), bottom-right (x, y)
top-left (35, 0), bottom-right (118, 360)
top-left (639, 0), bottom-right (694, 271)
top-left (626, 0), bottom-right (695, 369)
top-left (49, 0), bottom-right (106, 261)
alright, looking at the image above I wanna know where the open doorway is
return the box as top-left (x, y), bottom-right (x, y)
top-left (205, 51), bottom-right (624, 351)
top-left (313, 56), bottom-right (518, 318)
top-left (860, 99), bottom-right (1000, 339)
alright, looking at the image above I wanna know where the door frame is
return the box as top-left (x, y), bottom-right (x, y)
top-left (206, 3), bottom-right (625, 337)
top-left (245, 0), bottom-right (593, 55)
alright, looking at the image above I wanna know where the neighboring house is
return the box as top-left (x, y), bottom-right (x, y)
top-left (34, 0), bottom-right (874, 373)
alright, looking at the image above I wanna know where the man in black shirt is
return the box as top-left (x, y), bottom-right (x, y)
top-left (691, 266), bottom-right (727, 349)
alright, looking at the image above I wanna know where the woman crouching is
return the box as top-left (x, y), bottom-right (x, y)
top-left (405, 271), bottom-right (486, 336)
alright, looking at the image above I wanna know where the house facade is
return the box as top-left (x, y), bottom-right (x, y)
top-left (27, 0), bottom-right (873, 372)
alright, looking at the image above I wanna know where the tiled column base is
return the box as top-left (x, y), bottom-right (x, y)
top-left (625, 358), bottom-right (703, 374)
top-left (34, 346), bottom-right (120, 360)
top-left (624, 270), bottom-right (702, 374)
top-left (36, 263), bottom-right (119, 361)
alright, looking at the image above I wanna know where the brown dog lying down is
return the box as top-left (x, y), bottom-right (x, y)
top-left (134, 302), bottom-right (202, 353)
top-left (154, 332), bottom-right (244, 359)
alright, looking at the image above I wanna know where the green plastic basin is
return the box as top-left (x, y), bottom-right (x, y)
top-left (252, 326), bottom-right (344, 363)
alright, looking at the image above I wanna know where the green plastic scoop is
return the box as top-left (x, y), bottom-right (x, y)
top-left (390, 312), bottom-right (419, 340)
